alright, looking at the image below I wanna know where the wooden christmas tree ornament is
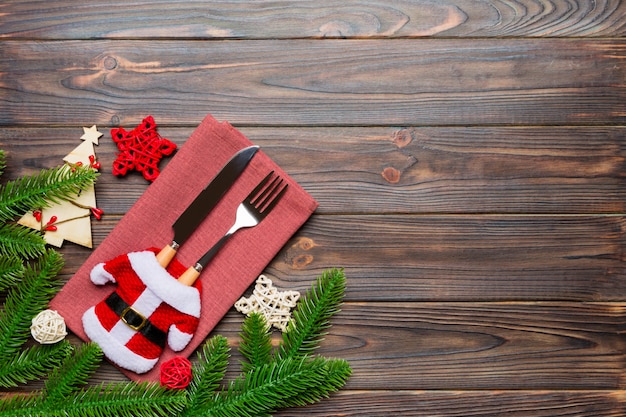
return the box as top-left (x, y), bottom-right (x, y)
top-left (18, 125), bottom-right (103, 248)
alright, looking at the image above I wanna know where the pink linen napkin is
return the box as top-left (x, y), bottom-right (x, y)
top-left (50, 114), bottom-right (318, 382)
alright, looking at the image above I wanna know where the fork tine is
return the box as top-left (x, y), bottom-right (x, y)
top-left (251, 174), bottom-right (281, 208)
top-left (248, 170), bottom-right (275, 202)
top-left (260, 181), bottom-right (288, 214)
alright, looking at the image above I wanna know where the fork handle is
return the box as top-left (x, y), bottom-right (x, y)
top-left (178, 233), bottom-right (233, 286)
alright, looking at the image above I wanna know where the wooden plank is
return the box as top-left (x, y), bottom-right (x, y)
top-left (274, 390), bottom-right (626, 416)
top-left (272, 214), bottom-right (626, 301)
top-left (3, 126), bottom-right (625, 215)
top-left (1, 1), bottom-right (624, 39)
top-left (321, 302), bottom-right (625, 390)
top-left (1, 39), bottom-right (624, 127)
top-left (48, 214), bottom-right (626, 301)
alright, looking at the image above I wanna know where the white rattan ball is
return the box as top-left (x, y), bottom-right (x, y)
top-left (30, 309), bottom-right (67, 344)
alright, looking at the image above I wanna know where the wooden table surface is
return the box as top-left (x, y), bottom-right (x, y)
top-left (1, 1), bottom-right (625, 416)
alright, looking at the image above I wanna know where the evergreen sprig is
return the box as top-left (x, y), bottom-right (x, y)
top-left (277, 268), bottom-right (347, 361)
top-left (181, 335), bottom-right (230, 417)
top-left (239, 312), bottom-right (273, 374)
top-left (0, 163), bottom-right (98, 222)
top-left (0, 249), bottom-right (70, 388)
top-left (0, 343), bottom-right (188, 417)
top-left (0, 150), bottom-right (6, 177)
top-left (0, 223), bottom-right (47, 260)
top-left (0, 342), bottom-right (72, 388)
top-left (0, 249), bottom-right (64, 356)
top-left (0, 255), bottom-right (24, 291)
top-left (183, 268), bottom-right (351, 416)
top-left (44, 342), bottom-right (104, 403)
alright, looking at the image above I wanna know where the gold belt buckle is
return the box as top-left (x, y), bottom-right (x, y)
top-left (120, 306), bottom-right (147, 331)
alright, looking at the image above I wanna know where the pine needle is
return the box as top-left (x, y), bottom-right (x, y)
top-left (207, 356), bottom-right (329, 417)
top-left (277, 268), bottom-right (346, 361)
top-left (0, 382), bottom-right (188, 417)
top-left (0, 255), bottom-right (24, 291)
top-left (182, 335), bottom-right (230, 417)
top-left (239, 312), bottom-right (272, 374)
top-left (0, 163), bottom-right (98, 222)
top-left (0, 223), bottom-right (47, 260)
top-left (0, 342), bottom-right (72, 388)
top-left (54, 382), bottom-right (188, 417)
top-left (44, 343), bottom-right (103, 403)
top-left (0, 249), bottom-right (64, 361)
top-left (0, 150), bottom-right (6, 178)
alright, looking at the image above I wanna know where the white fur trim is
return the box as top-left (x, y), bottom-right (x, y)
top-left (127, 251), bottom-right (201, 317)
top-left (82, 307), bottom-right (157, 374)
top-left (167, 325), bottom-right (193, 352)
top-left (90, 263), bottom-right (115, 285)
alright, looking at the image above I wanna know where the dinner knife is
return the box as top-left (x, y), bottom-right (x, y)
top-left (155, 145), bottom-right (259, 267)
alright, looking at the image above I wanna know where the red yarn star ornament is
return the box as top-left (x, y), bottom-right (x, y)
top-left (111, 116), bottom-right (177, 182)
top-left (160, 356), bottom-right (193, 390)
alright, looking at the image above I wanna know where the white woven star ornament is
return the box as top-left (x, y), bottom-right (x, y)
top-left (235, 275), bottom-right (300, 332)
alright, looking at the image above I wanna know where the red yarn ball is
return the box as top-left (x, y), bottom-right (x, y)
top-left (160, 356), bottom-right (193, 389)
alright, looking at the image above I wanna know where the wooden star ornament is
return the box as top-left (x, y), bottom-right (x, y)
top-left (235, 275), bottom-right (300, 332)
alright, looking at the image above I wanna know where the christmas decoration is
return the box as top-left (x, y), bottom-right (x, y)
top-left (30, 309), bottom-right (67, 344)
top-left (82, 248), bottom-right (201, 374)
top-left (1, 149), bottom-right (350, 415)
top-left (160, 356), bottom-right (193, 390)
top-left (0, 149), bottom-right (97, 388)
top-left (235, 274), bottom-right (300, 332)
top-left (18, 126), bottom-right (103, 248)
top-left (179, 268), bottom-right (351, 416)
top-left (111, 115), bottom-right (177, 182)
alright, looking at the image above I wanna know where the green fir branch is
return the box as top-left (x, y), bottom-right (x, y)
top-left (278, 357), bottom-right (352, 410)
top-left (276, 268), bottom-right (346, 361)
top-left (239, 313), bottom-right (273, 374)
top-left (0, 255), bottom-right (24, 291)
top-left (0, 249), bottom-right (64, 361)
top-left (0, 342), bottom-right (72, 388)
top-left (207, 356), bottom-right (330, 417)
top-left (0, 223), bottom-right (47, 260)
top-left (0, 392), bottom-right (39, 415)
top-left (0, 150), bottom-right (6, 178)
top-left (0, 382), bottom-right (188, 417)
top-left (54, 382), bottom-right (187, 417)
top-left (0, 163), bottom-right (98, 222)
top-left (182, 335), bottom-right (230, 417)
top-left (44, 343), bottom-right (103, 403)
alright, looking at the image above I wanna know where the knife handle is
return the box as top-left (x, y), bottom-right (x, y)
top-left (178, 264), bottom-right (201, 286)
top-left (156, 244), bottom-right (178, 267)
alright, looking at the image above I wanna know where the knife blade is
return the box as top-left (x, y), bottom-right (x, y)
top-left (155, 145), bottom-right (259, 267)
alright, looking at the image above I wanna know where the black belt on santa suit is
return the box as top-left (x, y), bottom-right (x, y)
top-left (105, 292), bottom-right (167, 349)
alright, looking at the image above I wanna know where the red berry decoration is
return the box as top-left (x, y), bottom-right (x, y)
top-left (45, 225), bottom-right (57, 232)
top-left (33, 210), bottom-right (42, 222)
top-left (90, 207), bottom-right (104, 220)
top-left (46, 216), bottom-right (57, 226)
top-left (159, 356), bottom-right (193, 390)
top-left (89, 154), bottom-right (101, 170)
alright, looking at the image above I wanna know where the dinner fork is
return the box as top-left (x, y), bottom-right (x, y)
top-left (178, 171), bottom-right (288, 285)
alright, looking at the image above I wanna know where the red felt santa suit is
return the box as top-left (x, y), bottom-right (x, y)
top-left (82, 248), bottom-right (201, 374)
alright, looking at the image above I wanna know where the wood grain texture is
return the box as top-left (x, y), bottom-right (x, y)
top-left (273, 390), bottom-right (626, 416)
top-left (1, 1), bottom-right (625, 415)
top-left (1, 39), bottom-right (624, 127)
top-left (1, 1), bottom-right (625, 39)
top-left (2, 126), bottom-right (625, 214)
top-left (44, 214), bottom-right (625, 302)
